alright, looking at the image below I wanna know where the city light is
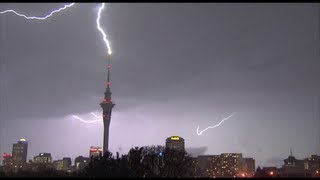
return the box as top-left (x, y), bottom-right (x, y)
top-left (170, 136), bottom-right (180, 140)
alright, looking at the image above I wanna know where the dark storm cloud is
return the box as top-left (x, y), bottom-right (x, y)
top-left (186, 147), bottom-right (208, 157)
top-left (266, 156), bottom-right (284, 168)
top-left (0, 3), bottom-right (319, 166)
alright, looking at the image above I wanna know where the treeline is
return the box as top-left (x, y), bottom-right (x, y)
top-left (1, 146), bottom-right (196, 178)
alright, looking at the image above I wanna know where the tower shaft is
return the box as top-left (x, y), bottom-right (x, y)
top-left (100, 55), bottom-right (115, 155)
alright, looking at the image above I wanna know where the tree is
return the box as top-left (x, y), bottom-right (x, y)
top-left (79, 146), bottom-right (196, 178)
top-left (127, 146), bottom-right (195, 178)
top-left (159, 148), bottom-right (195, 178)
top-left (82, 151), bottom-right (131, 177)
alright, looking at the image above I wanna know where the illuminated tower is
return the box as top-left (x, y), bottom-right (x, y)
top-left (100, 55), bottom-right (115, 154)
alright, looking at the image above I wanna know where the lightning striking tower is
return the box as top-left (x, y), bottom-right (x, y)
top-left (100, 55), bottom-right (115, 154)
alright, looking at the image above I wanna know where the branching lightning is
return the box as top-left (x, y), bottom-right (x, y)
top-left (90, 112), bottom-right (102, 119)
top-left (196, 112), bottom-right (237, 135)
top-left (96, 3), bottom-right (112, 55)
top-left (0, 3), bottom-right (75, 20)
top-left (71, 114), bottom-right (102, 124)
top-left (1, 3), bottom-right (113, 124)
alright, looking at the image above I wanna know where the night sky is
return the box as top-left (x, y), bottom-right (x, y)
top-left (0, 3), bottom-right (319, 168)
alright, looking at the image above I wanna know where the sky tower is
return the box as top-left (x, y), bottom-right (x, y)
top-left (100, 54), bottom-right (115, 154)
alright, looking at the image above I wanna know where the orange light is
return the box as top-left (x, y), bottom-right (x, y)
top-left (241, 173), bottom-right (245, 177)
top-left (316, 170), bottom-right (319, 174)
top-left (270, 171), bottom-right (274, 175)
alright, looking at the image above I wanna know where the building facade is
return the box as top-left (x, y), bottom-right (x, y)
top-left (195, 153), bottom-right (255, 178)
top-left (74, 156), bottom-right (90, 170)
top-left (62, 157), bottom-right (71, 171)
top-left (53, 157), bottom-right (71, 171)
top-left (53, 160), bottom-right (64, 171)
top-left (281, 155), bottom-right (312, 177)
top-left (89, 146), bottom-right (103, 158)
top-left (219, 153), bottom-right (242, 177)
top-left (196, 155), bottom-right (221, 178)
top-left (12, 138), bottom-right (28, 166)
top-left (241, 157), bottom-right (255, 176)
top-left (33, 153), bottom-right (52, 164)
top-left (304, 155), bottom-right (320, 172)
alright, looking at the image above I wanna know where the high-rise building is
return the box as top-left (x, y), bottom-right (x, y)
top-left (304, 155), bottom-right (320, 172)
top-left (165, 136), bottom-right (185, 151)
top-left (74, 156), bottom-right (90, 170)
top-left (220, 153), bottom-right (242, 177)
top-left (53, 157), bottom-right (72, 171)
top-left (100, 55), bottom-right (115, 154)
top-left (89, 146), bottom-right (103, 158)
top-left (241, 157), bottom-right (255, 176)
top-left (197, 155), bottom-right (221, 178)
top-left (62, 157), bottom-right (71, 171)
top-left (195, 153), bottom-right (255, 178)
top-left (281, 154), bottom-right (310, 177)
top-left (12, 138), bottom-right (28, 165)
top-left (53, 160), bottom-right (64, 171)
top-left (33, 153), bottom-right (52, 164)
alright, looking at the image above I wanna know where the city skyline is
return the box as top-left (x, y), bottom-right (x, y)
top-left (0, 3), bottom-right (320, 168)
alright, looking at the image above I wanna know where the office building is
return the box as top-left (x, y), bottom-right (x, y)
top-left (165, 136), bottom-right (185, 151)
top-left (75, 156), bottom-right (90, 170)
top-left (220, 153), bottom-right (242, 177)
top-left (33, 153), bottom-right (52, 164)
top-left (241, 157), bottom-right (255, 176)
top-left (12, 138), bottom-right (28, 165)
top-left (89, 146), bottom-right (103, 158)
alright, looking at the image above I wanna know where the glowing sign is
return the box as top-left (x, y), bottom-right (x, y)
top-left (170, 136), bottom-right (180, 140)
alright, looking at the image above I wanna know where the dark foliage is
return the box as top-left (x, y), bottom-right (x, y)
top-left (2, 146), bottom-right (195, 178)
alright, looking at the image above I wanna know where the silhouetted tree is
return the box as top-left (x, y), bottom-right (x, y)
top-left (71, 146), bottom-right (195, 178)
top-left (127, 146), bottom-right (195, 178)
top-left (159, 148), bottom-right (195, 178)
top-left (82, 151), bottom-right (131, 177)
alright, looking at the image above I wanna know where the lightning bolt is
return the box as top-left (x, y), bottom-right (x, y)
top-left (71, 115), bottom-right (102, 124)
top-left (196, 112), bottom-right (237, 135)
top-left (0, 3), bottom-right (75, 20)
top-left (0, 3), bottom-right (112, 55)
top-left (90, 112), bottom-right (102, 119)
top-left (96, 3), bottom-right (112, 55)
top-left (1, 3), bottom-right (113, 124)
